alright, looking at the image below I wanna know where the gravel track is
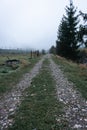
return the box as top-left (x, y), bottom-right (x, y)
top-left (49, 55), bottom-right (87, 130)
top-left (0, 57), bottom-right (45, 130)
top-left (0, 54), bottom-right (87, 130)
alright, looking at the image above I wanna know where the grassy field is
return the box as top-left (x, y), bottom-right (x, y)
top-left (8, 59), bottom-right (69, 130)
top-left (52, 55), bottom-right (87, 99)
top-left (0, 53), bottom-right (40, 95)
top-left (0, 53), bottom-right (30, 64)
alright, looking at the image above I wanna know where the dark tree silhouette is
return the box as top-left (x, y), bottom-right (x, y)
top-left (56, 0), bottom-right (80, 60)
top-left (49, 45), bottom-right (56, 54)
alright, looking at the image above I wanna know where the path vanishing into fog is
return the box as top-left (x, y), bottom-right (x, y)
top-left (0, 54), bottom-right (87, 130)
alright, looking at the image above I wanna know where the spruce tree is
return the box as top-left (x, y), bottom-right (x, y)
top-left (56, 18), bottom-right (69, 57)
top-left (49, 45), bottom-right (56, 54)
top-left (56, 0), bottom-right (79, 60)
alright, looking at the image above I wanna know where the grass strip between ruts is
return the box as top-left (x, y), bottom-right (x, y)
top-left (8, 59), bottom-right (69, 130)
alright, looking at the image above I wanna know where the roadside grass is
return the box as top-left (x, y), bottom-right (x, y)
top-left (52, 55), bottom-right (87, 99)
top-left (0, 55), bottom-right (40, 95)
top-left (8, 59), bottom-right (69, 130)
top-left (0, 53), bottom-right (30, 64)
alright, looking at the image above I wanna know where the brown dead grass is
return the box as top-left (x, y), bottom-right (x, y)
top-left (20, 59), bottom-right (30, 68)
top-left (79, 64), bottom-right (87, 69)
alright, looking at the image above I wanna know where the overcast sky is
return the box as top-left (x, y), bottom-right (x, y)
top-left (0, 0), bottom-right (87, 50)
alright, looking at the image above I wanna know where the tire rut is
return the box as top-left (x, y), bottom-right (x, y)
top-left (49, 55), bottom-right (87, 130)
top-left (0, 57), bottom-right (45, 130)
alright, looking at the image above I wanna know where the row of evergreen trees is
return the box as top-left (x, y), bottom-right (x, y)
top-left (55, 0), bottom-right (87, 61)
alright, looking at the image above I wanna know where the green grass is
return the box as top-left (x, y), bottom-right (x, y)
top-left (8, 59), bottom-right (69, 130)
top-left (0, 55), bottom-right (41, 95)
top-left (52, 55), bottom-right (87, 99)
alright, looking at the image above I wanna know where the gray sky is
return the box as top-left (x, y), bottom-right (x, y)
top-left (0, 0), bottom-right (87, 50)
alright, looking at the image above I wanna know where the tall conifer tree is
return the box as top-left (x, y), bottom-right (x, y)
top-left (56, 0), bottom-right (79, 60)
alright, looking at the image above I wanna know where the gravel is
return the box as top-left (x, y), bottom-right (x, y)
top-left (0, 54), bottom-right (87, 130)
top-left (0, 57), bottom-right (45, 130)
top-left (49, 55), bottom-right (87, 130)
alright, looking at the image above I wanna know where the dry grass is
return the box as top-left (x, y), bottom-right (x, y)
top-left (20, 59), bottom-right (30, 68)
top-left (53, 55), bottom-right (87, 99)
top-left (79, 64), bottom-right (87, 69)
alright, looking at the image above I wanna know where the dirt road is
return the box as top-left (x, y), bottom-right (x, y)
top-left (0, 54), bottom-right (87, 130)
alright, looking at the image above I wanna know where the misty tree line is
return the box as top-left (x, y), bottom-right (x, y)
top-left (0, 48), bottom-right (46, 55)
top-left (49, 0), bottom-right (87, 62)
